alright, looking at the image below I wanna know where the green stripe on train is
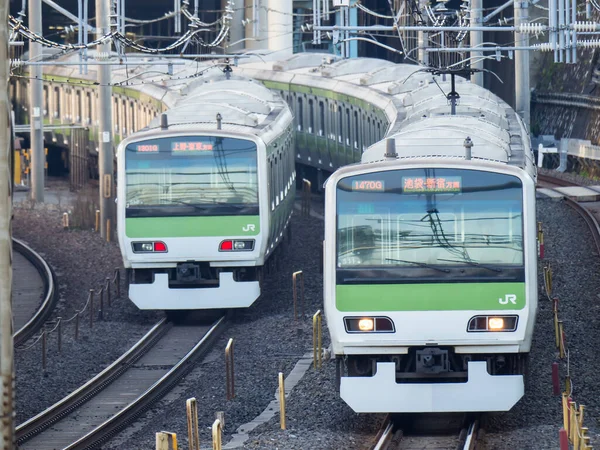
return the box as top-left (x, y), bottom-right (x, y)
top-left (126, 216), bottom-right (260, 238)
top-left (336, 282), bottom-right (526, 311)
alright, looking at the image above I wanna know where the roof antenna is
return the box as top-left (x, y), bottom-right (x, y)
top-left (160, 113), bottom-right (168, 130)
top-left (464, 137), bottom-right (473, 160)
top-left (384, 138), bottom-right (397, 160)
top-left (216, 113), bottom-right (222, 130)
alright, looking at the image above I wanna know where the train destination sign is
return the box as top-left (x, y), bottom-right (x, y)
top-left (352, 180), bottom-right (385, 192)
top-left (402, 176), bottom-right (462, 193)
top-left (171, 142), bottom-right (214, 152)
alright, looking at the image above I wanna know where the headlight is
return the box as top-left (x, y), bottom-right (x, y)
top-left (344, 316), bottom-right (395, 333)
top-left (219, 240), bottom-right (255, 251)
top-left (467, 315), bottom-right (518, 332)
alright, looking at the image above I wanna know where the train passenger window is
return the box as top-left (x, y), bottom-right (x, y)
top-left (52, 87), bottom-right (59, 119)
top-left (308, 99), bottom-right (314, 133)
top-left (318, 102), bottom-right (325, 136)
top-left (337, 106), bottom-right (343, 143)
top-left (43, 86), bottom-right (49, 117)
top-left (297, 97), bottom-right (303, 131)
top-left (354, 110), bottom-right (359, 149)
top-left (346, 109), bottom-right (351, 146)
top-left (86, 92), bottom-right (92, 124)
top-left (270, 159), bottom-right (275, 211)
top-left (76, 91), bottom-right (82, 122)
top-left (130, 102), bottom-right (135, 133)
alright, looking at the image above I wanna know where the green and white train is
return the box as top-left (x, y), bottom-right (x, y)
top-left (323, 71), bottom-right (537, 413)
top-left (116, 74), bottom-right (294, 310)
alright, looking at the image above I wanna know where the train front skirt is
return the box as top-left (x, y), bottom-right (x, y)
top-left (340, 361), bottom-right (524, 413)
top-left (129, 272), bottom-right (260, 310)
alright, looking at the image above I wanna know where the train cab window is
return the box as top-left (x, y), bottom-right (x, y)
top-left (336, 169), bottom-right (524, 277)
top-left (318, 101), bottom-right (325, 136)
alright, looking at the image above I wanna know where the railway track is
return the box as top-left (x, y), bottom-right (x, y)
top-left (371, 415), bottom-right (480, 450)
top-left (13, 238), bottom-right (58, 347)
top-left (537, 173), bottom-right (600, 254)
top-left (16, 315), bottom-right (226, 450)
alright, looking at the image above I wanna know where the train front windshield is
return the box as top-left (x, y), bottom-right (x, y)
top-left (125, 136), bottom-right (258, 217)
top-left (336, 168), bottom-right (524, 278)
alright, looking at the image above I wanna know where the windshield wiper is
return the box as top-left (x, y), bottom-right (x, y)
top-left (437, 258), bottom-right (503, 273)
top-left (385, 258), bottom-right (450, 273)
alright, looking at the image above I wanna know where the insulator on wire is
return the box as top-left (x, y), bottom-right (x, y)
top-left (534, 43), bottom-right (556, 51)
top-left (573, 21), bottom-right (598, 32)
top-left (577, 39), bottom-right (600, 48)
top-left (518, 23), bottom-right (546, 33)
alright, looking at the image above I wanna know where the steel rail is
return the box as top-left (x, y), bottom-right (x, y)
top-left (13, 238), bottom-right (58, 346)
top-left (66, 316), bottom-right (227, 449)
top-left (370, 417), bottom-right (479, 450)
top-left (15, 318), bottom-right (170, 444)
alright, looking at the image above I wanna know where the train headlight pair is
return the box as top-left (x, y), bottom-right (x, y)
top-left (467, 315), bottom-right (518, 332)
top-left (344, 317), bottom-right (395, 333)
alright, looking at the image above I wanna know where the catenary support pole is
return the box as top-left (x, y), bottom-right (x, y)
top-left (514, 0), bottom-right (530, 128)
top-left (29, 0), bottom-right (44, 202)
top-left (470, 0), bottom-right (484, 86)
top-left (96, 0), bottom-right (115, 240)
top-left (0, 2), bottom-right (14, 448)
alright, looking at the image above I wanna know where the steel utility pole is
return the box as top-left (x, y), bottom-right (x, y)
top-left (514, 0), bottom-right (530, 127)
top-left (470, 0), bottom-right (484, 86)
top-left (29, 0), bottom-right (44, 202)
top-left (96, 0), bottom-right (115, 240)
top-left (0, 0), bottom-right (14, 447)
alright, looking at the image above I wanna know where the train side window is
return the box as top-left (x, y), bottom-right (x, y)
top-left (130, 101), bottom-right (135, 133)
top-left (318, 101), bottom-right (324, 136)
top-left (337, 106), bottom-right (343, 143)
top-left (297, 97), bottom-right (303, 131)
top-left (354, 110), bottom-right (359, 149)
top-left (114, 98), bottom-right (119, 133)
top-left (308, 98), bottom-right (314, 134)
top-left (43, 86), bottom-right (49, 117)
top-left (346, 108), bottom-right (351, 147)
top-left (270, 159), bottom-right (275, 211)
top-left (76, 90), bottom-right (82, 122)
top-left (86, 92), bottom-right (92, 124)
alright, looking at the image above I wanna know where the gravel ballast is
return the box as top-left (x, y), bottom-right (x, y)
top-left (14, 179), bottom-right (600, 449)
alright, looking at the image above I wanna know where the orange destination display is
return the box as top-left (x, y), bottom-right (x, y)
top-left (171, 142), bottom-right (214, 152)
top-left (402, 176), bottom-right (462, 193)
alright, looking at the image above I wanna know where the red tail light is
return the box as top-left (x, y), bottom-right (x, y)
top-left (154, 242), bottom-right (167, 252)
top-left (220, 240), bottom-right (233, 251)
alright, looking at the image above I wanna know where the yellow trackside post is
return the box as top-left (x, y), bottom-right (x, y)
top-left (212, 419), bottom-right (222, 450)
top-left (313, 310), bottom-right (322, 370)
top-left (13, 150), bottom-right (21, 184)
top-left (225, 338), bottom-right (235, 400)
top-left (186, 398), bottom-right (199, 450)
top-left (292, 271), bottom-right (304, 320)
top-left (562, 393), bottom-right (569, 433)
top-left (278, 372), bottom-right (286, 430)
top-left (156, 431), bottom-right (177, 450)
top-left (558, 321), bottom-right (565, 359)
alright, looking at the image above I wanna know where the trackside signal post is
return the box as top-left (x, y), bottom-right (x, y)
top-left (96, 0), bottom-right (115, 240)
top-left (0, 1), bottom-right (14, 448)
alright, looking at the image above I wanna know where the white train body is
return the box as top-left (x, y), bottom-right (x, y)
top-left (323, 70), bottom-right (537, 413)
top-left (116, 75), bottom-right (295, 310)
